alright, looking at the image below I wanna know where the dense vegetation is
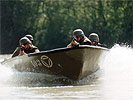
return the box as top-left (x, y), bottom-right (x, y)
top-left (1, 0), bottom-right (133, 53)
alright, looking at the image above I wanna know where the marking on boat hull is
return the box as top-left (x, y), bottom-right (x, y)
top-left (31, 55), bottom-right (53, 68)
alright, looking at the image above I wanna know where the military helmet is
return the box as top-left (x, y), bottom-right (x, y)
top-left (19, 37), bottom-right (31, 46)
top-left (89, 33), bottom-right (99, 42)
top-left (73, 29), bottom-right (84, 37)
top-left (25, 34), bottom-right (33, 41)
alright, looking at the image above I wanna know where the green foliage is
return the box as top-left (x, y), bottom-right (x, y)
top-left (1, 0), bottom-right (132, 53)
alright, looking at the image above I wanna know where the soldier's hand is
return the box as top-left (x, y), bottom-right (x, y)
top-left (72, 40), bottom-right (79, 46)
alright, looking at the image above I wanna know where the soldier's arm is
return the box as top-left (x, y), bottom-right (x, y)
top-left (67, 40), bottom-right (79, 47)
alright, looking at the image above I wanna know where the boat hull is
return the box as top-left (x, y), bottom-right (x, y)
top-left (1, 45), bottom-right (108, 80)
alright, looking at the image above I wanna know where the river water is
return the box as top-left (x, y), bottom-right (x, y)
top-left (0, 45), bottom-right (133, 100)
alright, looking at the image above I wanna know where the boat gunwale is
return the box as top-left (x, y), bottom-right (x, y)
top-left (29, 45), bottom-right (109, 56)
top-left (1, 45), bottom-right (109, 64)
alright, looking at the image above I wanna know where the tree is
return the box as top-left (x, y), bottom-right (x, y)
top-left (1, 0), bottom-right (132, 53)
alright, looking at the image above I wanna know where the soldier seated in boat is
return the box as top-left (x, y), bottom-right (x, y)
top-left (89, 33), bottom-right (107, 47)
top-left (67, 29), bottom-right (91, 47)
top-left (25, 34), bottom-right (40, 53)
top-left (12, 37), bottom-right (39, 58)
top-left (89, 33), bottom-right (100, 46)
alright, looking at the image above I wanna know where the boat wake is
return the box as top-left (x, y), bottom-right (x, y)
top-left (0, 64), bottom-right (101, 87)
top-left (0, 65), bottom-right (71, 87)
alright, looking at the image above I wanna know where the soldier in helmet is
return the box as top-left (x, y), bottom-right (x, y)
top-left (12, 37), bottom-right (32, 57)
top-left (89, 33), bottom-right (107, 47)
top-left (25, 34), bottom-right (39, 53)
top-left (89, 33), bottom-right (100, 46)
top-left (12, 36), bottom-right (39, 58)
top-left (67, 29), bottom-right (91, 47)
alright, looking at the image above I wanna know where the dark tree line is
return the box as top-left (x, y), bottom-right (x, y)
top-left (0, 0), bottom-right (133, 54)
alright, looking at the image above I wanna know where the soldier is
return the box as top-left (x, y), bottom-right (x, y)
top-left (12, 37), bottom-right (32, 57)
top-left (25, 34), bottom-right (39, 53)
top-left (67, 29), bottom-right (91, 47)
top-left (89, 33), bottom-right (107, 47)
top-left (12, 37), bottom-right (39, 58)
top-left (89, 33), bottom-right (100, 46)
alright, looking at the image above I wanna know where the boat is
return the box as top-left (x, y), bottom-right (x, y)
top-left (1, 45), bottom-right (108, 80)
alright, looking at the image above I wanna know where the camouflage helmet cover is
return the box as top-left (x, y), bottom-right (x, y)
top-left (25, 34), bottom-right (33, 41)
top-left (73, 29), bottom-right (84, 37)
top-left (19, 37), bottom-right (31, 46)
